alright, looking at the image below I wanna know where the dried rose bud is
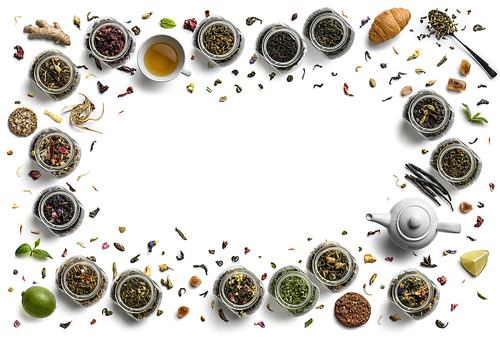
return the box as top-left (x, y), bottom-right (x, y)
top-left (28, 170), bottom-right (41, 180)
top-left (460, 201), bottom-right (473, 213)
top-left (291, 13), bottom-right (298, 21)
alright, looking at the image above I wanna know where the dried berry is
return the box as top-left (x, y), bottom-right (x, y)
top-left (178, 306), bottom-right (189, 318)
top-left (190, 275), bottom-right (202, 287)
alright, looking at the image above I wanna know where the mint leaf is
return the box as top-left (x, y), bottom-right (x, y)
top-left (15, 243), bottom-right (32, 255)
top-left (32, 249), bottom-right (53, 259)
top-left (33, 238), bottom-right (41, 249)
top-left (462, 103), bottom-right (472, 120)
top-left (160, 18), bottom-right (176, 29)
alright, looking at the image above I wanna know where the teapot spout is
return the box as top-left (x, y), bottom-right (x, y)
top-left (366, 213), bottom-right (391, 228)
top-left (436, 222), bottom-right (461, 233)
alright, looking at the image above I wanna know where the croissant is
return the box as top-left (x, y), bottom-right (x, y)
top-left (368, 8), bottom-right (411, 45)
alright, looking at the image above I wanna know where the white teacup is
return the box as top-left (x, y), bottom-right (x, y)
top-left (137, 34), bottom-right (191, 82)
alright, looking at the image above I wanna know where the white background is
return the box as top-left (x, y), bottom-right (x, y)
top-left (1, 0), bottom-right (497, 337)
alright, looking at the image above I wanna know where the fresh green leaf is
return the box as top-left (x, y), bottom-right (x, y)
top-left (33, 238), bottom-right (41, 249)
top-left (15, 243), bottom-right (32, 255)
top-left (160, 18), bottom-right (176, 29)
top-left (473, 117), bottom-right (489, 123)
top-left (31, 249), bottom-right (53, 259)
top-left (472, 112), bottom-right (481, 119)
top-left (462, 103), bottom-right (472, 120)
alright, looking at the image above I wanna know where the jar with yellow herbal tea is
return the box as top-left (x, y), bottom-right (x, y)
top-left (213, 265), bottom-right (264, 318)
top-left (387, 268), bottom-right (440, 320)
top-left (193, 15), bottom-right (244, 67)
top-left (28, 49), bottom-right (80, 102)
top-left (306, 241), bottom-right (358, 293)
top-left (56, 256), bottom-right (108, 307)
top-left (28, 127), bottom-right (81, 179)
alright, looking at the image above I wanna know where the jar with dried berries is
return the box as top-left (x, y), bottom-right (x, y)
top-left (84, 17), bottom-right (136, 69)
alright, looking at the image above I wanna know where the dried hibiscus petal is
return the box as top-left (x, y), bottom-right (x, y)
top-left (117, 86), bottom-right (134, 98)
top-left (344, 83), bottom-right (354, 96)
top-left (14, 45), bottom-right (24, 60)
top-left (28, 170), bottom-right (42, 180)
top-left (474, 216), bottom-right (484, 228)
top-left (183, 18), bottom-right (197, 32)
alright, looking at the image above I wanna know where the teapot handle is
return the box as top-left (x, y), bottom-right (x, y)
top-left (436, 222), bottom-right (461, 233)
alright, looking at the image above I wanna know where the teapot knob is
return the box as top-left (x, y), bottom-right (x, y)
top-left (409, 217), bottom-right (422, 228)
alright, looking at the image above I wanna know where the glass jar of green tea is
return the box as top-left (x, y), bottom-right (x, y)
top-left (402, 89), bottom-right (455, 141)
top-left (28, 49), bottom-right (80, 101)
top-left (32, 185), bottom-right (84, 237)
top-left (387, 268), bottom-right (440, 320)
top-left (28, 127), bottom-right (81, 179)
top-left (110, 269), bottom-right (162, 321)
top-left (255, 23), bottom-right (307, 74)
top-left (429, 138), bottom-right (482, 190)
top-left (192, 15), bottom-right (244, 67)
top-left (213, 265), bottom-right (264, 318)
top-left (302, 8), bottom-right (355, 60)
top-left (84, 17), bottom-right (136, 69)
top-left (306, 241), bottom-right (358, 293)
top-left (56, 256), bottom-right (108, 307)
top-left (268, 265), bottom-right (319, 317)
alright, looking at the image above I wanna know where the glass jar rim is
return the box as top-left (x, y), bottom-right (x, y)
top-left (61, 258), bottom-right (102, 300)
top-left (115, 274), bottom-right (156, 313)
top-left (89, 19), bottom-right (131, 61)
top-left (38, 189), bottom-right (79, 230)
top-left (409, 93), bottom-right (450, 133)
top-left (437, 143), bottom-right (476, 182)
top-left (312, 245), bottom-right (354, 286)
top-left (34, 52), bottom-right (75, 94)
top-left (198, 19), bottom-right (240, 60)
top-left (275, 271), bottom-right (313, 309)
top-left (34, 131), bottom-right (76, 171)
top-left (262, 26), bottom-right (303, 67)
top-left (220, 269), bottom-right (261, 309)
top-left (392, 273), bottom-right (434, 313)
top-left (309, 13), bottom-right (348, 52)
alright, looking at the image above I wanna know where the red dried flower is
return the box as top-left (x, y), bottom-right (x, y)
top-left (183, 18), bottom-right (197, 32)
top-left (451, 303), bottom-right (458, 311)
top-left (14, 46), bottom-right (24, 60)
top-left (261, 273), bottom-right (267, 280)
top-left (205, 10), bottom-right (210, 17)
top-left (28, 170), bottom-right (42, 180)
top-left (474, 216), bottom-right (484, 228)
top-left (385, 256), bottom-right (394, 262)
top-left (344, 83), bottom-right (354, 97)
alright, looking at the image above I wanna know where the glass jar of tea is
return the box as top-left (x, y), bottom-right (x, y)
top-left (402, 89), bottom-right (455, 141)
top-left (213, 265), bottom-right (264, 318)
top-left (268, 265), bottom-right (319, 317)
top-left (111, 269), bottom-right (162, 321)
top-left (255, 23), bottom-right (307, 74)
top-left (28, 127), bottom-right (81, 179)
top-left (429, 138), bottom-right (482, 190)
top-left (387, 268), bottom-right (440, 320)
top-left (32, 185), bottom-right (84, 237)
top-left (192, 15), bottom-right (244, 67)
top-left (84, 17), bottom-right (136, 69)
top-left (28, 49), bottom-right (80, 102)
top-left (302, 8), bottom-right (355, 60)
top-left (56, 256), bottom-right (108, 307)
top-left (306, 241), bottom-right (358, 293)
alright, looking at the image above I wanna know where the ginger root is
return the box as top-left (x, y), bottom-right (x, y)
top-left (23, 20), bottom-right (71, 46)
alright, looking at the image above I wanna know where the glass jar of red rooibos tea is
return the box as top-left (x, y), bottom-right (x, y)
top-left (84, 17), bottom-right (136, 69)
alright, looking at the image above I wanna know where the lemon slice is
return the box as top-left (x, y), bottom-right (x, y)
top-left (460, 250), bottom-right (489, 276)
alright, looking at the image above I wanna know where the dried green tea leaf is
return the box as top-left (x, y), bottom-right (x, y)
top-left (477, 291), bottom-right (487, 299)
top-left (389, 313), bottom-right (401, 321)
top-left (407, 49), bottom-right (421, 61)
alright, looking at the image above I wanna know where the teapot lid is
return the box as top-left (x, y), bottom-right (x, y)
top-left (397, 206), bottom-right (432, 240)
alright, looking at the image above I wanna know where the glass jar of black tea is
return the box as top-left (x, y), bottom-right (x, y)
top-left (430, 138), bottom-right (482, 190)
top-left (32, 185), bottom-right (84, 237)
top-left (268, 265), bottom-right (319, 317)
top-left (403, 89), bottom-right (455, 141)
top-left (303, 8), bottom-right (355, 60)
top-left (255, 23), bottom-right (307, 74)
top-left (213, 265), bottom-right (264, 318)
top-left (111, 269), bottom-right (162, 321)
top-left (28, 49), bottom-right (80, 101)
top-left (387, 268), bottom-right (440, 320)
top-left (84, 17), bottom-right (136, 69)
top-left (306, 241), bottom-right (358, 293)
top-left (28, 127), bottom-right (81, 179)
top-left (56, 256), bottom-right (108, 307)
top-left (193, 15), bottom-right (244, 67)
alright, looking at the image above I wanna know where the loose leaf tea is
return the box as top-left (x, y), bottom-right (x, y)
top-left (120, 277), bottom-right (152, 309)
top-left (441, 147), bottom-right (472, 178)
top-left (316, 249), bottom-right (349, 282)
top-left (246, 17), bottom-right (262, 26)
top-left (94, 25), bottom-right (125, 57)
top-left (428, 10), bottom-right (457, 39)
top-left (65, 263), bottom-right (98, 296)
top-left (397, 276), bottom-right (429, 307)
top-left (413, 96), bottom-right (445, 129)
top-left (266, 31), bottom-right (298, 63)
top-left (313, 17), bottom-right (343, 48)
top-left (224, 273), bottom-right (256, 305)
top-left (203, 24), bottom-right (235, 56)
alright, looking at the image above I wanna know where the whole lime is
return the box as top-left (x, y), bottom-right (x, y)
top-left (21, 286), bottom-right (57, 318)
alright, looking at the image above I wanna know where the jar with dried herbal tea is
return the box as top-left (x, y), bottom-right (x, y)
top-left (306, 241), bottom-right (358, 293)
top-left (28, 49), bottom-right (80, 102)
top-left (302, 8), bottom-right (355, 60)
top-left (32, 185), bottom-right (84, 237)
top-left (84, 17), bottom-right (136, 69)
top-left (402, 90), bottom-right (455, 141)
top-left (430, 138), bottom-right (482, 190)
top-left (213, 265), bottom-right (264, 318)
top-left (192, 15), bottom-right (244, 67)
top-left (111, 269), bottom-right (162, 321)
top-left (387, 269), bottom-right (440, 320)
top-left (255, 23), bottom-right (307, 74)
top-left (56, 256), bottom-right (108, 307)
top-left (28, 127), bottom-right (81, 179)
top-left (268, 265), bottom-right (319, 317)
